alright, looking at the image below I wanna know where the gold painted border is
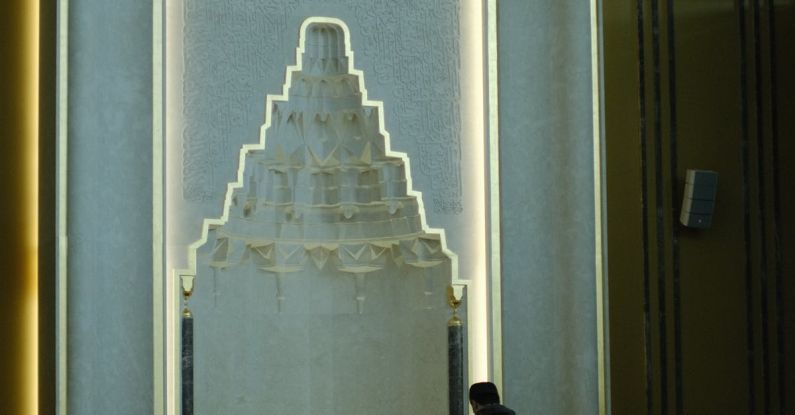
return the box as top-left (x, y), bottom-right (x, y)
top-left (590, 0), bottom-right (610, 414)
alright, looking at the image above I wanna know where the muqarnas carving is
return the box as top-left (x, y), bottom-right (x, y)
top-left (188, 17), bottom-right (459, 414)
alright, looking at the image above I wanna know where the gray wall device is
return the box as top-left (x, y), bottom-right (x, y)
top-left (680, 169), bottom-right (718, 229)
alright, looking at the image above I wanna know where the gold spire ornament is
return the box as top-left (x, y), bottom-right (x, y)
top-left (447, 285), bottom-right (462, 327)
top-left (181, 274), bottom-right (196, 318)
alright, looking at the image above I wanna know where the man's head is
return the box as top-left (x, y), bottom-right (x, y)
top-left (469, 382), bottom-right (500, 411)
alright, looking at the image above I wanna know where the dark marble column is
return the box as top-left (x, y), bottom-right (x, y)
top-left (448, 317), bottom-right (464, 415)
top-left (182, 312), bottom-right (194, 415)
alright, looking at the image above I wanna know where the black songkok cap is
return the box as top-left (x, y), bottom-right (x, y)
top-left (469, 382), bottom-right (500, 405)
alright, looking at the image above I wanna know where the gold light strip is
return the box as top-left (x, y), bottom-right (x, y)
top-left (590, 0), bottom-right (610, 414)
top-left (486, 0), bottom-right (503, 393)
top-left (57, 0), bottom-right (70, 413)
top-left (25, 0), bottom-right (41, 413)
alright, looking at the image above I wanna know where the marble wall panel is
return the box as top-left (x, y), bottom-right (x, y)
top-left (64, 0), bottom-right (602, 413)
top-left (67, 0), bottom-right (154, 413)
top-left (498, 1), bottom-right (599, 414)
top-left (178, 0), bottom-right (462, 215)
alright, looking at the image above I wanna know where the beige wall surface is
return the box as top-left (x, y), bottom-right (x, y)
top-left (604, 1), bottom-right (795, 413)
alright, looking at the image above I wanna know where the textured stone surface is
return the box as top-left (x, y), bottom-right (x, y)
top-left (165, 0), bottom-right (481, 302)
top-left (64, 2), bottom-right (601, 414)
top-left (498, 1), bottom-right (598, 414)
top-left (67, 0), bottom-right (154, 413)
top-left (189, 19), bottom-right (455, 415)
top-left (180, 0), bottom-right (462, 215)
top-left (192, 269), bottom-right (451, 414)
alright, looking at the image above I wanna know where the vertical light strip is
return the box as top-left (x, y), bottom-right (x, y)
top-left (24, 0), bottom-right (41, 413)
top-left (590, 0), bottom-right (610, 414)
top-left (486, 0), bottom-right (503, 393)
top-left (462, 0), bottom-right (489, 384)
top-left (56, 0), bottom-right (69, 413)
top-left (163, 1), bottom-right (184, 413)
top-left (153, 0), bottom-right (165, 413)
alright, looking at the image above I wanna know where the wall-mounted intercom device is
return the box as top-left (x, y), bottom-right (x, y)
top-left (680, 169), bottom-right (718, 229)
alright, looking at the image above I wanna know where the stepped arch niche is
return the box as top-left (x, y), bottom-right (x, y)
top-left (177, 17), bottom-right (466, 414)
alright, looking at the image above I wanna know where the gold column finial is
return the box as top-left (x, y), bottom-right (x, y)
top-left (180, 274), bottom-right (195, 318)
top-left (447, 285), bottom-right (463, 326)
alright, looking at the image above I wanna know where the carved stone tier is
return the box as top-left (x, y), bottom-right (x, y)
top-left (190, 18), bottom-right (457, 415)
top-left (197, 20), bottom-right (452, 282)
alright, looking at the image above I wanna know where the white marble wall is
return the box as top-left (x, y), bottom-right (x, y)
top-left (64, 0), bottom-right (600, 413)
top-left (67, 0), bottom-right (154, 413)
top-left (498, 1), bottom-right (599, 413)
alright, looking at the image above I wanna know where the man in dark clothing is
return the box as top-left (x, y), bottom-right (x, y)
top-left (469, 382), bottom-right (516, 415)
